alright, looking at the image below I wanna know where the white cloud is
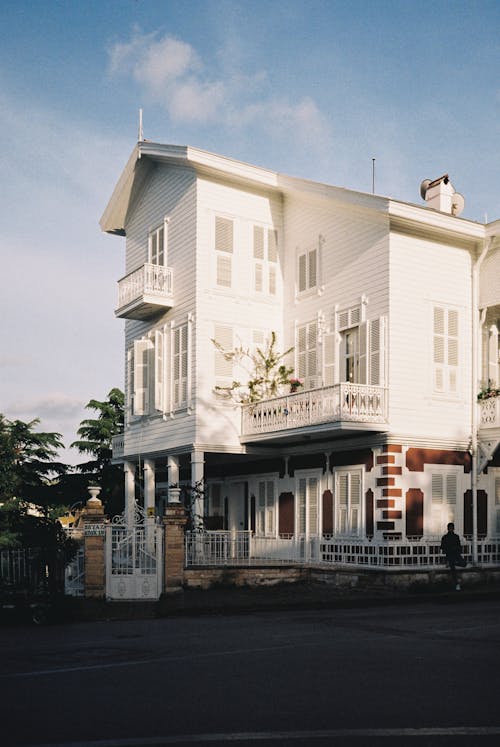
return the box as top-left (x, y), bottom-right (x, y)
top-left (107, 30), bottom-right (332, 147)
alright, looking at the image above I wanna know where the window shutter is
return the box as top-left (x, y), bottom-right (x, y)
top-left (173, 325), bottom-right (188, 408)
top-left (308, 249), bottom-right (317, 289)
top-left (358, 321), bottom-right (367, 385)
top-left (255, 263), bottom-right (263, 292)
top-left (338, 474), bottom-right (348, 535)
top-left (298, 479), bottom-right (307, 534)
top-left (215, 217), bottom-right (233, 253)
top-left (323, 332), bottom-right (336, 386)
top-left (127, 347), bottom-right (134, 418)
top-left (216, 255), bottom-right (232, 287)
top-left (432, 474), bottom-right (443, 504)
top-left (369, 317), bottom-right (385, 386)
top-left (133, 339), bottom-right (153, 416)
top-left (350, 473), bottom-right (361, 533)
top-left (298, 254), bottom-right (307, 293)
top-left (308, 478), bottom-right (318, 535)
top-left (307, 323), bottom-right (318, 388)
top-left (158, 226), bottom-right (164, 265)
top-left (268, 265), bottom-right (276, 295)
top-left (268, 229), bottom-right (278, 262)
top-left (154, 329), bottom-right (164, 412)
top-left (253, 226), bottom-right (264, 259)
top-left (297, 325), bottom-right (307, 380)
top-left (447, 309), bottom-right (458, 391)
top-left (433, 307), bottom-right (445, 391)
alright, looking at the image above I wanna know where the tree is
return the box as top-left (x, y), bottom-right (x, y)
top-left (71, 388), bottom-right (124, 516)
top-left (0, 414), bottom-right (66, 507)
top-left (212, 331), bottom-right (294, 403)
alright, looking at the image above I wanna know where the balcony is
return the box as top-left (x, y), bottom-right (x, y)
top-left (479, 395), bottom-right (500, 437)
top-left (115, 263), bottom-right (174, 320)
top-left (241, 383), bottom-right (388, 444)
top-left (111, 433), bottom-right (124, 460)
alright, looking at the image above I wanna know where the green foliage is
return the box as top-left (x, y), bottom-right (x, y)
top-left (478, 380), bottom-right (500, 401)
top-left (0, 414), bottom-right (66, 507)
top-left (71, 388), bottom-right (124, 516)
top-left (212, 331), bottom-right (294, 403)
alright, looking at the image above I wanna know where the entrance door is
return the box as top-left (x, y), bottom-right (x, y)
top-left (228, 482), bottom-right (247, 532)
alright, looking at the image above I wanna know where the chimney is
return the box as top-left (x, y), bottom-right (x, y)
top-left (420, 175), bottom-right (464, 216)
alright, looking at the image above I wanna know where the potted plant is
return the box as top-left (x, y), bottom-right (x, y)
top-left (289, 378), bottom-right (303, 394)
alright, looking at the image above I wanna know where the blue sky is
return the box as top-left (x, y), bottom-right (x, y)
top-left (0, 0), bottom-right (499, 466)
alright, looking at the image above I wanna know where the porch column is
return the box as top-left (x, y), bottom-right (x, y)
top-left (143, 459), bottom-right (156, 552)
top-left (191, 450), bottom-right (205, 529)
top-left (124, 461), bottom-right (135, 527)
top-left (168, 455), bottom-right (181, 504)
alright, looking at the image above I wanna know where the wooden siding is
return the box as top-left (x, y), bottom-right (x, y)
top-left (480, 244), bottom-right (500, 309)
top-left (122, 163), bottom-right (198, 457)
top-left (389, 229), bottom-right (472, 443)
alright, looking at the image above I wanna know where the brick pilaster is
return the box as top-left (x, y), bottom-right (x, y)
top-left (82, 496), bottom-right (107, 599)
top-left (163, 505), bottom-right (188, 592)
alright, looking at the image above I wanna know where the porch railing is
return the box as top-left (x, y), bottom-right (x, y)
top-left (185, 531), bottom-right (500, 570)
top-left (241, 383), bottom-right (388, 437)
top-left (479, 395), bottom-right (500, 429)
top-left (116, 263), bottom-right (173, 310)
top-left (112, 433), bottom-right (124, 458)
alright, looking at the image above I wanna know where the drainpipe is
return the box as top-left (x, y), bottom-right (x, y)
top-left (471, 237), bottom-right (493, 566)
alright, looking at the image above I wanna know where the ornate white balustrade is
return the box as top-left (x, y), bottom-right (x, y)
top-left (241, 383), bottom-right (388, 438)
top-left (115, 263), bottom-right (173, 320)
top-left (479, 395), bottom-right (500, 430)
top-left (112, 433), bottom-right (124, 458)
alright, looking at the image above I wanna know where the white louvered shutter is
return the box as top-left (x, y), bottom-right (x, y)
top-left (133, 339), bottom-right (153, 416)
top-left (215, 217), bottom-right (233, 253)
top-left (268, 229), bottom-right (278, 262)
top-left (308, 478), bottom-right (318, 535)
top-left (298, 253), bottom-right (307, 293)
top-left (447, 309), bottom-right (458, 392)
top-left (268, 265), bottom-right (276, 295)
top-left (307, 323), bottom-right (318, 388)
top-left (217, 255), bottom-right (232, 287)
top-left (358, 321), bottom-right (368, 385)
top-left (323, 332), bottom-right (336, 386)
top-left (338, 474), bottom-right (348, 535)
top-left (350, 472), bottom-right (361, 534)
top-left (154, 329), bottom-right (165, 411)
top-left (253, 226), bottom-right (264, 259)
top-left (298, 479), bottom-right (307, 535)
top-left (369, 317), bottom-right (385, 386)
top-left (127, 347), bottom-right (133, 419)
top-left (173, 325), bottom-right (188, 408)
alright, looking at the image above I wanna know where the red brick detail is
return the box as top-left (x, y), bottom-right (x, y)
top-left (366, 489), bottom-right (374, 537)
top-left (377, 521), bottom-right (395, 531)
top-left (376, 454), bottom-right (395, 465)
top-left (377, 477), bottom-right (395, 487)
top-left (322, 490), bottom-right (333, 535)
top-left (381, 444), bottom-right (403, 453)
top-left (406, 488), bottom-right (423, 537)
top-left (382, 466), bottom-right (402, 476)
top-left (377, 499), bottom-right (395, 509)
top-left (330, 448), bottom-right (374, 472)
top-left (406, 448), bottom-right (471, 473)
top-left (383, 488), bottom-right (403, 497)
top-left (382, 510), bottom-right (402, 520)
top-left (279, 493), bottom-right (294, 536)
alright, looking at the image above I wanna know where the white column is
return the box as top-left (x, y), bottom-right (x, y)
top-left (191, 450), bottom-right (205, 529)
top-left (124, 461), bottom-right (135, 527)
top-left (168, 455), bottom-right (181, 504)
top-left (143, 459), bottom-right (156, 516)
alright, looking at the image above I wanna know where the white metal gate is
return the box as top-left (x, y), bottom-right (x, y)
top-left (106, 513), bottom-right (163, 600)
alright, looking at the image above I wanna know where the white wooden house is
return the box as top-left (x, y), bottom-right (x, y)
top-left (101, 142), bottom-right (500, 567)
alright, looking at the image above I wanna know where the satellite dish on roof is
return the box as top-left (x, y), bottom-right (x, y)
top-left (420, 179), bottom-right (432, 200)
top-left (451, 192), bottom-right (465, 217)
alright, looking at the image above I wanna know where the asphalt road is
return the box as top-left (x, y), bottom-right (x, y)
top-left (1, 599), bottom-right (500, 747)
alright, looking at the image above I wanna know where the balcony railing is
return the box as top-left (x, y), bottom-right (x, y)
top-left (241, 383), bottom-right (388, 438)
top-left (479, 395), bottom-right (500, 431)
top-left (115, 263), bottom-right (173, 320)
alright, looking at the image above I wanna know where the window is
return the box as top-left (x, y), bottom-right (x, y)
top-left (297, 475), bottom-right (319, 536)
top-left (433, 306), bottom-right (459, 394)
top-left (336, 470), bottom-right (362, 536)
top-left (149, 223), bottom-right (166, 265)
top-left (430, 472), bottom-right (458, 535)
top-left (297, 247), bottom-right (318, 293)
top-left (337, 314), bottom-right (385, 386)
top-left (253, 226), bottom-right (278, 295)
top-left (215, 216), bottom-right (233, 287)
top-left (129, 338), bottom-right (153, 416)
top-left (297, 321), bottom-right (318, 389)
top-left (172, 324), bottom-right (188, 409)
top-left (256, 480), bottom-right (275, 536)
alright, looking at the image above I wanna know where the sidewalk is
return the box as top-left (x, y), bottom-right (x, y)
top-left (63, 576), bottom-right (500, 623)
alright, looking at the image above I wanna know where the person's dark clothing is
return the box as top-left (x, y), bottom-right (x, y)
top-left (441, 529), bottom-right (466, 586)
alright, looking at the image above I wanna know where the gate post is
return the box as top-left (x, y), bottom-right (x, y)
top-left (82, 491), bottom-right (107, 599)
top-left (163, 504), bottom-right (188, 592)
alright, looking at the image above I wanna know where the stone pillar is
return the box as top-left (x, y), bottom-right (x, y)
top-left (124, 461), bottom-right (135, 527)
top-left (163, 504), bottom-right (188, 592)
top-left (82, 489), bottom-right (107, 599)
top-left (191, 450), bottom-right (205, 529)
top-left (168, 455), bottom-right (180, 503)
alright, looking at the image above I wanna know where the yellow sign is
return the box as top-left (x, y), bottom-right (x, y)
top-left (147, 507), bottom-right (155, 517)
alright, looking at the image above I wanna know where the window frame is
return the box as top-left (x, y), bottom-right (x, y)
top-left (148, 219), bottom-right (168, 266)
top-left (334, 468), bottom-right (363, 537)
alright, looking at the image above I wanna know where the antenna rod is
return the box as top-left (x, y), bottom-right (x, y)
top-left (138, 109), bottom-right (144, 142)
top-left (372, 158), bottom-right (375, 194)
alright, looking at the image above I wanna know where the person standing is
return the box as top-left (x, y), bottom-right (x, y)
top-left (440, 522), bottom-right (467, 590)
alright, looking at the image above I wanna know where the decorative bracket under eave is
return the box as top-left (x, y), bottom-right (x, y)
top-left (477, 439), bottom-right (500, 476)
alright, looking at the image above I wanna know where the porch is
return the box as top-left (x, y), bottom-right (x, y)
top-left (185, 531), bottom-right (500, 570)
top-left (240, 382), bottom-right (388, 443)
